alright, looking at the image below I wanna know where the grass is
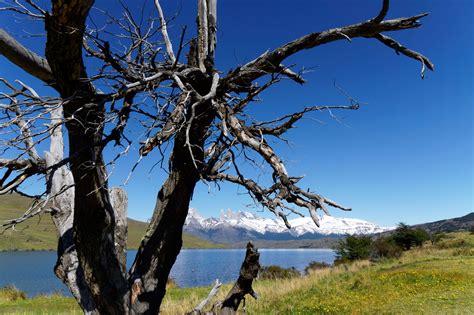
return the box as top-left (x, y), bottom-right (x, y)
top-left (0, 193), bottom-right (225, 251)
top-left (0, 288), bottom-right (80, 315)
top-left (162, 231), bottom-right (474, 314)
top-left (1, 232), bottom-right (472, 314)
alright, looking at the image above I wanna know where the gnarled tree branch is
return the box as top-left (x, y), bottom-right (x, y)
top-left (0, 28), bottom-right (54, 84)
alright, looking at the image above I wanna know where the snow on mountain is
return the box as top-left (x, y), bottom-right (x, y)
top-left (184, 208), bottom-right (394, 243)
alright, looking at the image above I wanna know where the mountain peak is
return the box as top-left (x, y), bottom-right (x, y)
top-left (219, 209), bottom-right (258, 221)
top-left (185, 208), bottom-right (205, 225)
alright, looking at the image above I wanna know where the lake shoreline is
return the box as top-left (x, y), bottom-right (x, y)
top-left (0, 243), bottom-right (337, 252)
top-left (0, 248), bottom-right (335, 297)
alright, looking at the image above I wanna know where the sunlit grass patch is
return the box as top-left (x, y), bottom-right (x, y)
top-left (0, 288), bottom-right (80, 314)
top-left (243, 243), bottom-right (474, 314)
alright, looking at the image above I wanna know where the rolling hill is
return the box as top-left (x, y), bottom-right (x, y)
top-left (0, 193), bottom-right (224, 251)
top-left (412, 212), bottom-right (473, 233)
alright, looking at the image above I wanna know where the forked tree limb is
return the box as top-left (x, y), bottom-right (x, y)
top-left (45, 0), bottom-right (96, 97)
top-left (250, 104), bottom-right (359, 137)
top-left (373, 33), bottom-right (434, 78)
top-left (221, 11), bottom-right (432, 92)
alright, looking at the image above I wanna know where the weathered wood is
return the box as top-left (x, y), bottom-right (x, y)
top-left (110, 187), bottom-right (128, 274)
top-left (129, 131), bottom-right (203, 314)
top-left (45, 106), bottom-right (96, 314)
top-left (221, 13), bottom-right (432, 93)
top-left (45, 2), bottom-right (129, 313)
top-left (207, 0), bottom-right (217, 62)
top-left (129, 10), bottom-right (220, 310)
top-left (0, 28), bottom-right (54, 83)
top-left (188, 243), bottom-right (260, 315)
top-left (197, 0), bottom-right (209, 72)
top-left (220, 242), bottom-right (260, 314)
top-left (154, 0), bottom-right (175, 63)
top-left (188, 280), bottom-right (222, 315)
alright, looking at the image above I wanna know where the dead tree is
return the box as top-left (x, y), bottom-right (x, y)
top-left (0, 0), bottom-right (432, 313)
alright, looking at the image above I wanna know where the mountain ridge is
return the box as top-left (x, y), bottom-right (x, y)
top-left (184, 208), bottom-right (394, 243)
top-left (411, 212), bottom-right (473, 233)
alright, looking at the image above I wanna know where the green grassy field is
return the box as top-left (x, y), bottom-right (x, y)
top-left (1, 232), bottom-right (472, 314)
top-left (0, 193), bottom-right (224, 250)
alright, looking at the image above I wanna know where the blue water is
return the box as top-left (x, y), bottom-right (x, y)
top-left (0, 249), bottom-right (335, 297)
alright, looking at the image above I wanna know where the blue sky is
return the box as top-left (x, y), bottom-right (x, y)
top-left (1, 1), bottom-right (472, 227)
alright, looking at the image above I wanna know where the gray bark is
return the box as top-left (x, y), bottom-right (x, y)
top-left (45, 106), bottom-right (96, 314)
top-left (111, 187), bottom-right (128, 274)
top-left (0, 28), bottom-right (54, 83)
top-left (220, 242), bottom-right (260, 314)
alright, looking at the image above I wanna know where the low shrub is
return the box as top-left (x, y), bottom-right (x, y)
top-left (333, 257), bottom-right (351, 266)
top-left (430, 232), bottom-right (448, 245)
top-left (335, 235), bottom-right (372, 264)
top-left (259, 265), bottom-right (300, 280)
top-left (452, 247), bottom-right (474, 256)
top-left (371, 237), bottom-right (402, 260)
top-left (0, 286), bottom-right (27, 302)
top-left (304, 261), bottom-right (331, 274)
top-left (436, 239), bottom-right (466, 249)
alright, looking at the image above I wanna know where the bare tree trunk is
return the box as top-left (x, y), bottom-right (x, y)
top-left (128, 27), bottom-right (217, 309)
top-left (64, 103), bottom-right (129, 313)
top-left (129, 136), bottom-right (201, 314)
top-left (188, 242), bottom-right (260, 315)
top-left (45, 106), bottom-right (97, 314)
top-left (46, 107), bottom-right (128, 313)
top-left (220, 243), bottom-right (260, 314)
top-left (44, 3), bottom-right (130, 311)
top-left (111, 187), bottom-right (129, 274)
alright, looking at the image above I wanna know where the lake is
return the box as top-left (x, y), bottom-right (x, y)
top-left (0, 249), bottom-right (335, 297)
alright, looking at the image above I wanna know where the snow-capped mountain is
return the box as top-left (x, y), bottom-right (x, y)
top-left (184, 208), bottom-right (394, 243)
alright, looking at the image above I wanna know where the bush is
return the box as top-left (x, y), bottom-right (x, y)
top-left (304, 261), bottom-right (331, 274)
top-left (334, 235), bottom-right (372, 264)
top-left (259, 265), bottom-right (300, 280)
top-left (0, 286), bottom-right (27, 302)
top-left (436, 239), bottom-right (466, 249)
top-left (430, 232), bottom-right (448, 245)
top-left (371, 237), bottom-right (402, 260)
top-left (392, 223), bottom-right (429, 250)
